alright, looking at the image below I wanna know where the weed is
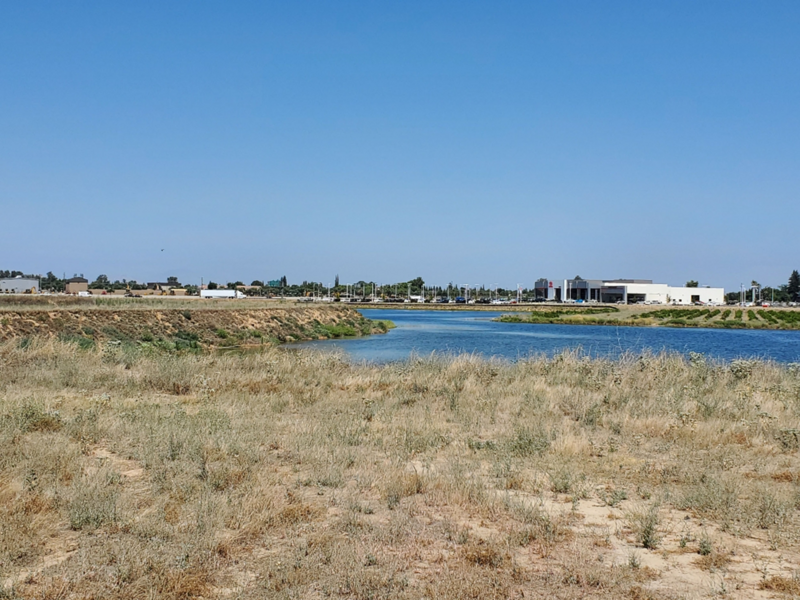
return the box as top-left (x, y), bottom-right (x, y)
top-left (698, 531), bottom-right (712, 556)
top-left (628, 505), bottom-right (661, 549)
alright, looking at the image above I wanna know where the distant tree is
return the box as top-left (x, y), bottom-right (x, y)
top-left (40, 271), bottom-right (64, 292)
top-left (281, 275), bottom-right (287, 287)
top-left (408, 277), bottom-right (425, 293)
top-left (789, 270), bottom-right (800, 301)
top-left (573, 275), bottom-right (583, 281)
top-left (751, 280), bottom-right (760, 288)
top-left (762, 286), bottom-right (789, 303)
top-left (251, 280), bottom-right (264, 287)
top-left (208, 282), bottom-right (218, 290)
top-left (167, 276), bottom-right (180, 286)
top-left (685, 280), bottom-right (699, 288)
top-left (90, 274), bottom-right (109, 289)
top-left (335, 274), bottom-right (339, 287)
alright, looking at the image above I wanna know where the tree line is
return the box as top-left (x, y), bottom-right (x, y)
top-left (723, 270), bottom-right (800, 303)
top-left (5, 268), bottom-right (799, 302)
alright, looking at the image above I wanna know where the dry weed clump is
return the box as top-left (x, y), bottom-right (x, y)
top-left (1, 339), bottom-right (800, 598)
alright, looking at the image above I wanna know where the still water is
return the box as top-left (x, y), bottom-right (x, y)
top-left (293, 309), bottom-right (800, 363)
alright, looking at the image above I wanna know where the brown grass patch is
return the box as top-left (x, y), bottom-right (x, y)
top-left (694, 552), bottom-right (731, 571)
top-left (759, 575), bottom-right (800, 593)
top-left (771, 470), bottom-right (796, 482)
top-left (461, 538), bottom-right (507, 567)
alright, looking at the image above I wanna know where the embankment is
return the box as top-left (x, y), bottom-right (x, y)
top-left (0, 305), bottom-right (387, 348)
top-left (496, 305), bottom-right (800, 330)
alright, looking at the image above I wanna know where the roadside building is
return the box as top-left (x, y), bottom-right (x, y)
top-left (147, 282), bottom-right (174, 292)
top-left (534, 278), bottom-right (558, 301)
top-left (65, 277), bottom-right (89, 295)
top-left (0, 276), bottom-right (40, 293)
top-left (667, 286), bottom-right (725, 306)
top-left (539, 278), bottom-right (724, 305)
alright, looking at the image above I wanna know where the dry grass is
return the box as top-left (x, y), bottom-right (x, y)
top-left (1, 339), bottom-right (800, 598)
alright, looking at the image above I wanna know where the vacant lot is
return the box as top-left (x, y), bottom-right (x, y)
top-left (2, 340), bottom-right (800, 599)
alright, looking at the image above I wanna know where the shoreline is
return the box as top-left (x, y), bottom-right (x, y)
top-left (346, 303), bottom-right (800, 331)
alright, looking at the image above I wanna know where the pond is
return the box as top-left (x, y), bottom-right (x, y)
top-left (292, 309), bottom-right (800, 363)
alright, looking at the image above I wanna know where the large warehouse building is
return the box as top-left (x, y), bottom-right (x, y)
top-left (0, 276), bottom-right (40, 293)
top-left (534, 278), bottom-right (724, 305)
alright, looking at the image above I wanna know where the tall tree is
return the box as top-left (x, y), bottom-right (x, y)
top-left (408, 277), bottom-right (425, 293)
top-left (789, 270), bottom-right (800, 301)
top-left (685, 280), bottom-right (699, 288)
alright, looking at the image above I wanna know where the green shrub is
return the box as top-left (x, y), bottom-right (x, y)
top-left (58, 333), bottom-right (95, 350)
top-left (100, 325), bottom-right (129, 341)
top-left (629, 505), bottom-right (661, 549)
top-left (506, 426), bottom-right (550, 457)
top-left (322, 324), bottom-right (358, 338)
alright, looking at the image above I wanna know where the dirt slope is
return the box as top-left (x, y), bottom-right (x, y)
top-left (0, 305), bottom-right (382, 346)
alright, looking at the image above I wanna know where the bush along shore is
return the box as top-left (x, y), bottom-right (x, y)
top-left (497, 305), bottom-right (800, 330)
top-left (2, 343), bottom-right (800, 598)
top-left (0, 305), bottom-right (392, 350)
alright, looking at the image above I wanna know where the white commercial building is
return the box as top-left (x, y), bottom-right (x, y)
top-left (0, 276), bottom-right (40, 293)
top-left (667, 286), bottom-right (725, 306)
top-left (534, 278), bottom-right (724, 305)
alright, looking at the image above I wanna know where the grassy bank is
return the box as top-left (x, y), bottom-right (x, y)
top-left (0, 296), bottom-right (332, 313)
top-left (2, 341), bottom-right (800, 598)
top-left (0, 305), bottom-right (390, 349)
top-left (498, 305), bottom-right (800, 330)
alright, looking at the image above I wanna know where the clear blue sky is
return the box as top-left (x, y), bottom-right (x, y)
top-left (2, 1), bottom-right (798, 290)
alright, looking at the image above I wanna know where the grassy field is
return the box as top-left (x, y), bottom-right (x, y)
top-left (498, 305), bottom-right (800, 330)
top-left (2, 340), bottom-right (800, 599)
